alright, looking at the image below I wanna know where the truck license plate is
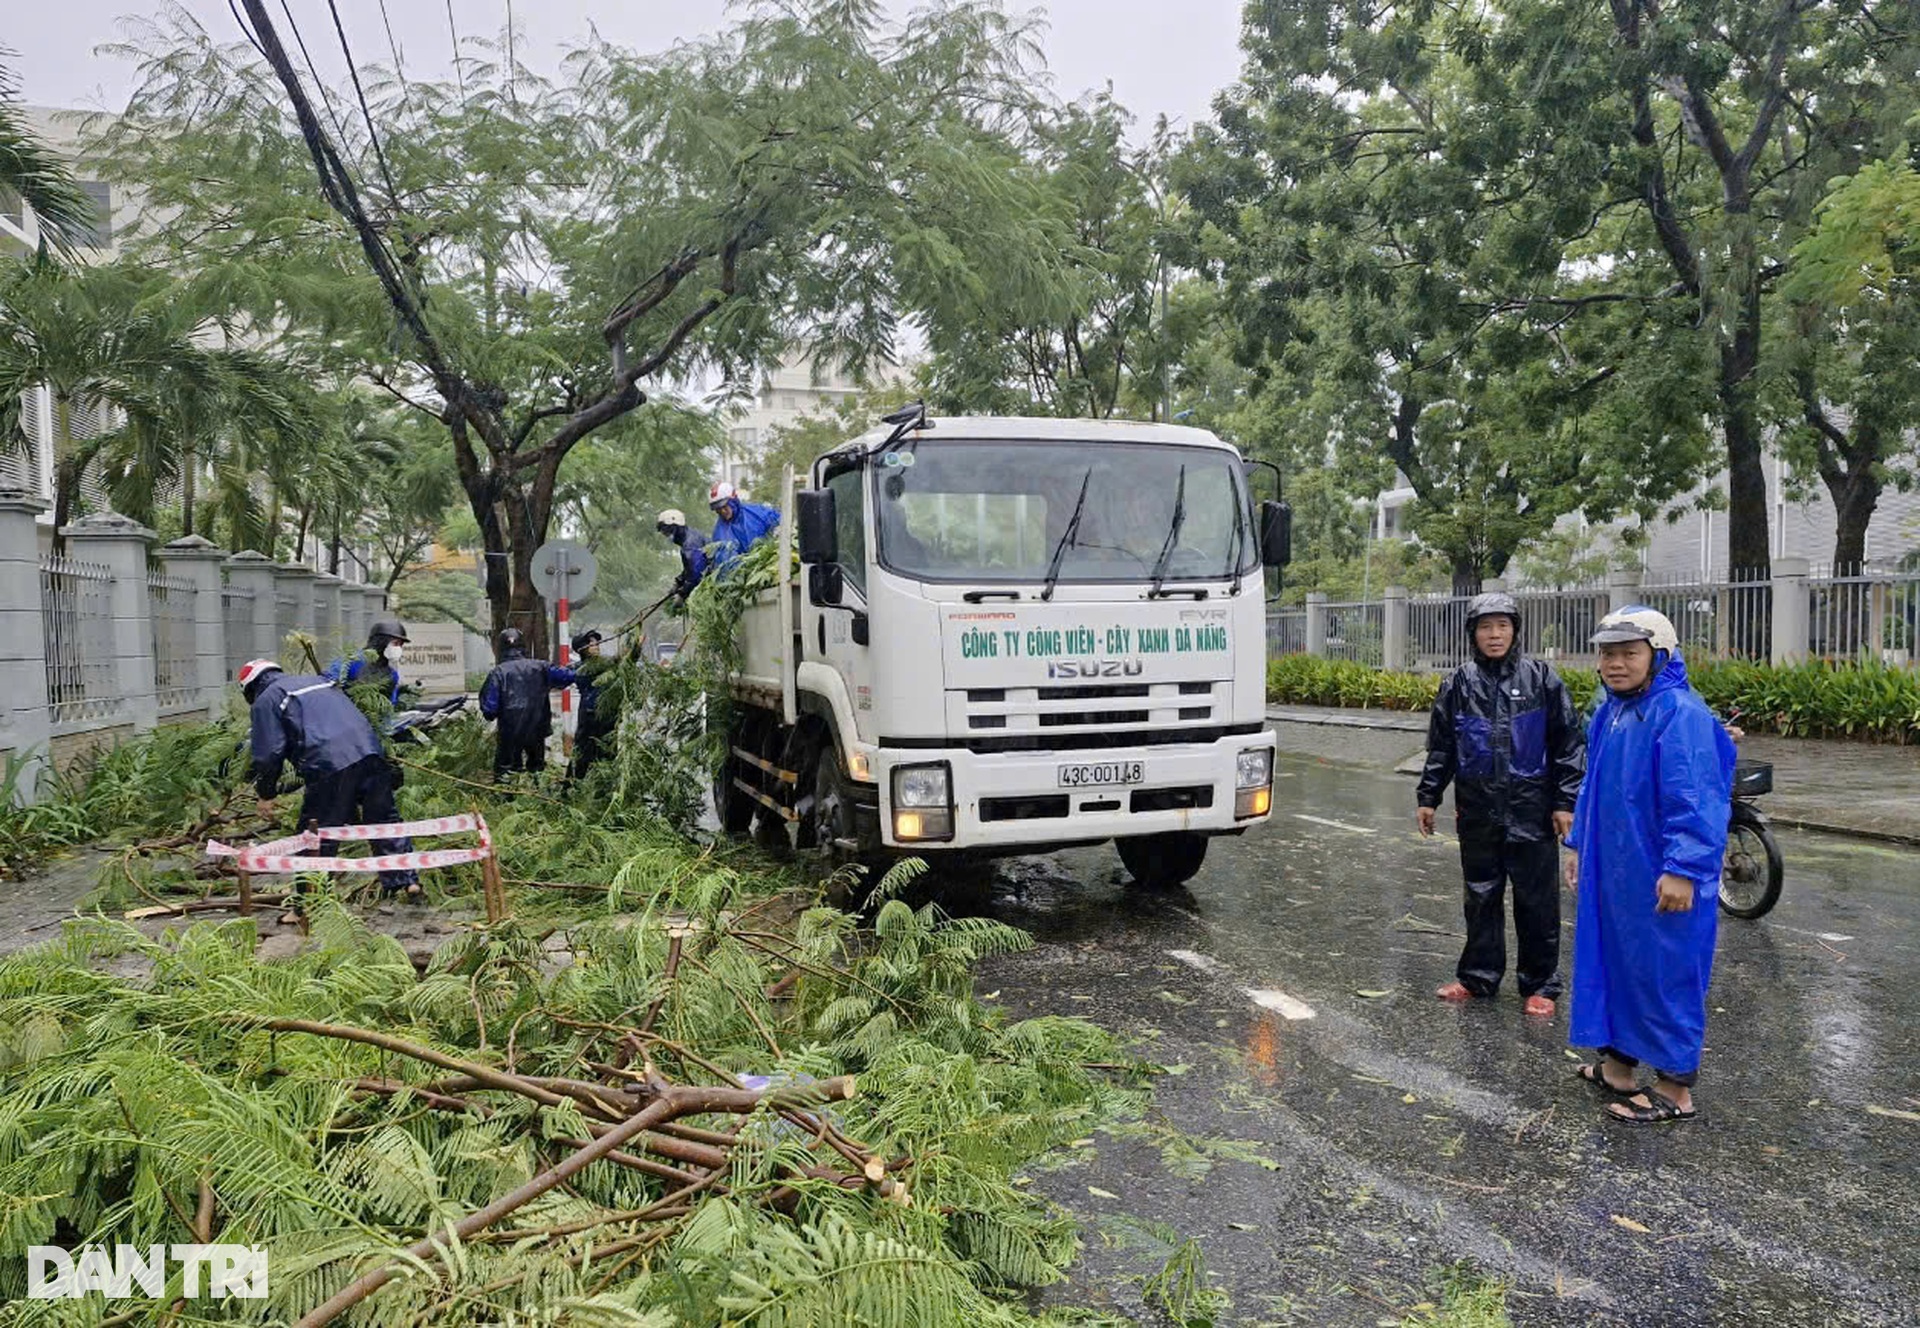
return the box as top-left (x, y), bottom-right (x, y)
top-left (1057, 761), bottom-right (1145, 788)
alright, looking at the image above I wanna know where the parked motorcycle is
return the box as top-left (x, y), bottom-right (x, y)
top-left (1720, 709), bottom-right (1784, 920)
top-left (389, 694), bottom-right (472, 746)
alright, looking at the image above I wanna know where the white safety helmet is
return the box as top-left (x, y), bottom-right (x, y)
top-left (237, 658), bottom-right (283, 701)
top-left (656, 508), bottom-right (687, 528)
top-left (1590, 606), bottom-right (1679, 655)
top-left (708, 481), bottom-right (737, 510)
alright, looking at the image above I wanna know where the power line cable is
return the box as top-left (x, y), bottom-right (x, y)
top-left (446, 0), bottom-right (468, 101)
top-left (376, 0), bottom-right (411, 106)
top-left (278, 0), bottom-right (354, 160)
top-left (325, 0), bottom-right (400, 207)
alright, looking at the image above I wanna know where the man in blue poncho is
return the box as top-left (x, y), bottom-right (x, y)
top-left (1565, 606), bottom-right (1735, 1125)
top-left (705, 480), bottom-right (780, 572)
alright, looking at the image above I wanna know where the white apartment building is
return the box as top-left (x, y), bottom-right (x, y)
top-left (1, 107), bottom-right (123, 509)
top-left (716, 348), bottom-right (909, 495)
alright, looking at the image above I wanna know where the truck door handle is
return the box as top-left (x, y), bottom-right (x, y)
top-left (817, 617), bottom-right (826, 656)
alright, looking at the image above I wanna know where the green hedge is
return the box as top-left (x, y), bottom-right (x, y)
top-left (1267, 654), bottom-right (1920, 744)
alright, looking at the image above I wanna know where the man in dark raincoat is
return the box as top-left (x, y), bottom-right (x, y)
top-left (1565, 606), bottom-right (1735, 1125)
top-left (479, 628), bottom-right (577, 782)
top-left (1417, 592), bottom-right (1585, 1016)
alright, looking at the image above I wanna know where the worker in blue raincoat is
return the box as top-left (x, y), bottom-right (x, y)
top-left (1564, 607), bottom-right (1735, 1126)
top-left (238, 658), bottom-right (420, 911)
top-left (705, 481), bottom-right (780, 572)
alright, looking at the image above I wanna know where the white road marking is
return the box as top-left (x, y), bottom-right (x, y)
top-left (1292, 814), bottom-right (1378, 835)
top-left (1246, 988), bottom-right (1317, 1021)
top-left (1168, 949), bottom-right (1225, 975)
top-left (1819, 933), bottom-right (1856, 943)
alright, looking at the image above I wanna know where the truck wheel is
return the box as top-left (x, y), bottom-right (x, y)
top-left (1117, 832), bottom-right (1208, 890)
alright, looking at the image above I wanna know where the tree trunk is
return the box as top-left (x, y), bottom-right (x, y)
top-left (49, 395), bottom-right (75, 556)
top-left (1450, 557), bottom-right (1482, 597)
top-left (1827, 464), bottom-right (1880, 575)
top-left (181, 445), bottom-right (196, 537)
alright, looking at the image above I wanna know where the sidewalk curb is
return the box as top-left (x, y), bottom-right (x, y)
top-left (1761, 814), bottom-right (1920, 849)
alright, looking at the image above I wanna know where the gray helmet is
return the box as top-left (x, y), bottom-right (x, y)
top-left (1465, 591), bottom-right (1521, 636)
top-left (368, 617), bottom-right (409, 646)
top-left (498, 627), bottom-right (525, 652)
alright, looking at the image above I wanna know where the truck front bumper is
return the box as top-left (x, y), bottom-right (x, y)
top-left (874, 731), bottom-right (1276, 851)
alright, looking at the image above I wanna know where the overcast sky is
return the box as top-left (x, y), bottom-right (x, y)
top-left (9, 0), bottom-right (1246, 137)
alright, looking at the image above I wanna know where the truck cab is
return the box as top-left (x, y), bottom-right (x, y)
top-left (718, 413), bottom-right (1290, 888)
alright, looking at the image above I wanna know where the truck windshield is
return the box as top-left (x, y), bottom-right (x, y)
top-left (872, 440), bottom-right (1254, 585)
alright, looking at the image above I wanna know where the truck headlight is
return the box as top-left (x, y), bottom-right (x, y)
top-left (891, 762), bottom-right (954, 842)
top-left (1235, 747), bottom-right (1273, 819)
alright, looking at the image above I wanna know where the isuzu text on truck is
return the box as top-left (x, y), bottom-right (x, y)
top-left (716, 411), bottom-right (1292, 888)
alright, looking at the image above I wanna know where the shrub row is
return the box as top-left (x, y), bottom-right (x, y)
top-left (1268, 654), bottom-right (1920, 744)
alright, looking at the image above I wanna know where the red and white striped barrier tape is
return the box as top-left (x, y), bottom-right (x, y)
top-left (206, 814), bottom-right (492, 874)
top-left (226, 845), bottom-right (495, 875)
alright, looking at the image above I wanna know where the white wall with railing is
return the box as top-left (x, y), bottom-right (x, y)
top-left (0, 500), bottom-right (388, 804)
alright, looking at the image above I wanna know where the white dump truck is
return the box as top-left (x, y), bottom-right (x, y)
top-left (717, 411), bottom-right (1292, 888)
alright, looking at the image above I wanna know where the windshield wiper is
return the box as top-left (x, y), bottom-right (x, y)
top-left (1041, 467), bottom-right (1094, 602)
top-left (1148, 465), bottom-right (1188, 598)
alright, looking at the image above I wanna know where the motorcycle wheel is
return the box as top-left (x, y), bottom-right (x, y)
top-left (1720, 801), bottom-right (1784, 920)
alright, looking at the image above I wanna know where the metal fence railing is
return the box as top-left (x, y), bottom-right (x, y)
top-left (1408, 594), bottom-right (1471, 671)
top-left (1267, 608), bottom-right (1307, 656)
top-left (223, 586), bottom-right (255, 675)
top-left (39, 555), bottom-right (123, 727)
top-left (149, 571), bottom-right (198, 712)
top-left (1810, 564), bottom-right (1920, 664)
top-left (1637, 570), bottom-right (1772, 662)
top-left (1512, 583), bottom-right (1611, 668)
top-left (275, 593), bottom-right (299, 650)
top-left (1322, 600), bottom-right (1385, 667)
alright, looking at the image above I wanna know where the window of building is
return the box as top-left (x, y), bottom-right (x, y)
top-left (729, 426), bottom-right (759, 449)
top-left (77, 182), bottom-right (112, 248)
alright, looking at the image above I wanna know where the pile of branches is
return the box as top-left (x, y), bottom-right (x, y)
top-left (1, 719), bottom-right (254, 882)
top-left (1, 850), bottom-right (1138, 1325)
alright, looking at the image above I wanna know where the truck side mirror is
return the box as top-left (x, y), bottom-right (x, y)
top-left (797, 489), bottom-right (837, 565)
top-left (809, 563), bottom-right (845, 607)
top-left (1261, 501), bottom-right (1293, 568)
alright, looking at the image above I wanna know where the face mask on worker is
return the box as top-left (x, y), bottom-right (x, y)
top-left (384, 644), bottom-right (405, 663)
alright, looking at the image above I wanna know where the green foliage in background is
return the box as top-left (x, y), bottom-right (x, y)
top-left (1268, 654), bottom-right (1919, 743)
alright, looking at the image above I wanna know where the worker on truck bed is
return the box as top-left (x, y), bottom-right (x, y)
top-left (655, 508), bottom-right (709, 603)
top-left (480, 627), bottom-right (576, 781)
top-left (706, 481), bottom-right (780, 572)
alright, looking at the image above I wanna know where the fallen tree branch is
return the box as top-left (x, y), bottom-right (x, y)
top-left (294, 1077), bottom-right (856, 1327)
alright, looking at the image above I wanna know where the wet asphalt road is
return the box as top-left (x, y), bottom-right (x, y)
top-left (972, 753), bottom-right (1920, 1327)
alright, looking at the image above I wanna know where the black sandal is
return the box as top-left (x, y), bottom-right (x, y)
top-left (1607, 1089), bottom-right (1697, 1126)
top-left (1575, 1061), bottom-right (1640, 1098)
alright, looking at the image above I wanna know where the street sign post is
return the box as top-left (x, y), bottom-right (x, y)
top-left (531, 540), bottom-right (598, 755)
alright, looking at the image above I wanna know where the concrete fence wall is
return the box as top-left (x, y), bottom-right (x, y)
top-left (0, 497), bottom-right (387, 804)
top-left (1272, 562), bottom-right (1920, 673)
